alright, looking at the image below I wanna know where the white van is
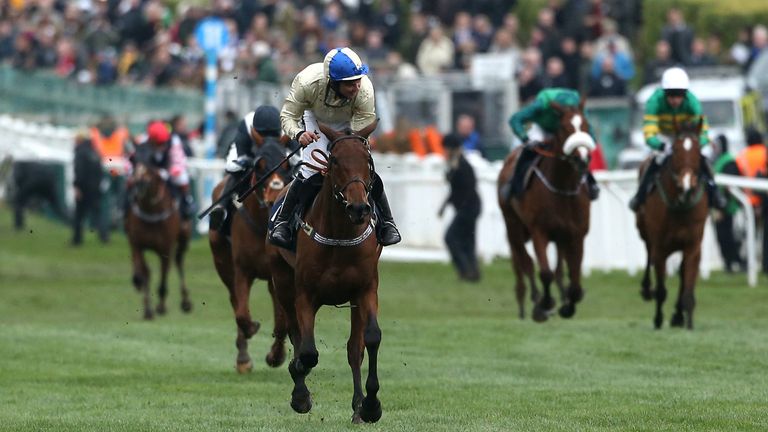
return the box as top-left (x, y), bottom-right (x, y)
top-left (619, 74), bottom-right (764, 168)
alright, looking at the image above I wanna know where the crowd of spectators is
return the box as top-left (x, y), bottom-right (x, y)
top-left (1, 0), bottom-right (768, 104)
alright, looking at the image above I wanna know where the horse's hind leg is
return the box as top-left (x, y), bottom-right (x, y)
top-left (503, 212), bottom-right (533, 319)
top-left (176, 231), bottom-right (192, 313)
top-left (265, 279), bottom-right (287, 368)
top-left (233, 270), bottom-right (260, 339)
top-left (680, 246), bottom-right (701, 330)
top-left (155, 253), bottom-right (170, 316)
top-left (554, 246), bottom-right (567, 304)
top-left (641, 245), bottom-right (654, 301)
top-left (531, 231), bottom-right (555, 322)
top-left (350, 284), bottom-right (382, 424)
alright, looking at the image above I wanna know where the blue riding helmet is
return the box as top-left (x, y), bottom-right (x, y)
top-left (324, 47), bottom-right (369, 81)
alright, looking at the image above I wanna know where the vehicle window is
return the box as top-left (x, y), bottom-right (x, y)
top-left (701, 101), bottom-right (736, 129)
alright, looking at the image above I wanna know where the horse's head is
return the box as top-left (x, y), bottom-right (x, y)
top-left (668, 118), bottom-right (703, 194)
top-left (317, 120), bottom-right (378, 225)
top-left (130, 159), bottom-right (167, 206)
top-left (252, 134), bottom-right (294, 206)
top-left (550, 99), bottom-right (596, 172)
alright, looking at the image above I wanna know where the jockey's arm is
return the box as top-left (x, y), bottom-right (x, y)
top-left (508, 100), bottom-right (543, 142)
top-left (225, 120), bottom-right (256, 173)
top-left (350, 78), bottom-right (377, 133)
top-left (280, 75), bottom-right (311, 141)
top-left (168, 136), bottom-right (189, 186)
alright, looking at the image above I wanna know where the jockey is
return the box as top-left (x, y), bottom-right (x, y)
top-left (208, 105), bottom-right (298, 229)
top-left (505, 88), bottom-right (601, 201)
top-left (628, 67), bottom-right (727, 211)
top-left (137, 120), bottom-right (196, 219)
top-left (269, 47), bottom-right (401, 248)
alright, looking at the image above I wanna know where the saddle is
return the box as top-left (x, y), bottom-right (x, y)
top-left (505, 151), bottom-right (543, 199)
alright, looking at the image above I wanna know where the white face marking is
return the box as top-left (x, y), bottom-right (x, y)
top-left (570, 114), bottom-right (583, 132)
top-left (578, 146), bottom-right (589, 161)
top-left (682, 173), bottom-right (691, 191)
top-left (683, 137), bottom-right (692, 151)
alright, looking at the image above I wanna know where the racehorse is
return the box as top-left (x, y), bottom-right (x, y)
top-left (267, 120), bottom-right (384, 423)
top-left (635, 118), bottom-right (708, 330)
top-left (208, 136), bottom-right (294, 373)
top-left (124, 157), bottom-right (192, 320)
top-left (497, 101), bottom-right (596, 322)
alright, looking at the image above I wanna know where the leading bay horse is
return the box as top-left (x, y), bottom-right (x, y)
top-left (635, 119), bottom-right (708, 330)
top-left (125, 156), bottom-right (192, 320)
top-left (267, 120), bottom-right (383, 423)
top-left (497, 101), bottom-right (596, 322)
top-left (208, 136), bottom-right (294, 373)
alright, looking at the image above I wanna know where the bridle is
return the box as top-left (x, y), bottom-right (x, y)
top-left (326, 134), bottom-right (375, 207)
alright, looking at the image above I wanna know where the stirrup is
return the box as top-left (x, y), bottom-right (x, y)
top-left (269, 223), bottom-right (293, 248)
top-left (209, 205), bottom-right (228, 231)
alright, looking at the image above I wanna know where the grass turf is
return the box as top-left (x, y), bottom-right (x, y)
top-left (1, 209), bottom-right (767, 431)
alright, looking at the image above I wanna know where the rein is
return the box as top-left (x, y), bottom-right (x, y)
top-left (532, 166), bottom-right (587, 196)
top-left (131, 200), bottom-right (178, 223)
top-left (654, 170), bottom-right (705, 211)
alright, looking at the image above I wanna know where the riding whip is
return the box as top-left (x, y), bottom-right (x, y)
top-left (197, 166), bottom-right (255, 219)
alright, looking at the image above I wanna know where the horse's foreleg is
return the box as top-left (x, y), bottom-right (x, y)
top-left (680, 246), bottom-right (700, 330)
top-left (265, 279), bottom-right (287, 368)
top-left (288, 292), bottom-right (318, 414)
top-left (558, 238), bottom-right (584, 319)
top-left (353, 286), bottom-right (382, 424)
top-left (155, 253), bottom-right (170, 316)
top-left (531, 231), bottom-right (554, 322)
top-left (510, 248), bottom-right (527, 319)
top-left (131, 247), bottom-right (152, 320)
top-left (348, 299), bottom-right (366, 423)
top-left (640, 252), bottom-right (653, 301)
top-left (233, 270), bottom-right (260, 339)
top-left (554, 246), bottom-right (567, 304)
top-left (175, 234), bottom-right (192, 313)
top-left (652, 252), bottom-right (668, 329)
top-left (235, 327), bottom-right (252, 374)
top-left (671, 261), bottom-right (685, 328)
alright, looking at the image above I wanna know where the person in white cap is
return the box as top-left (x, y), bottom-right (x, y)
top-left (269, 47), bottom-right (401, 248)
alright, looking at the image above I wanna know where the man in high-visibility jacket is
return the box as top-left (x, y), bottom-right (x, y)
top-left (735, 127), bottom-right (767, 208)
top-left (90, 114), bottom-right (131, 172)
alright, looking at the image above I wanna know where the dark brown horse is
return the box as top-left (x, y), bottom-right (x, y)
top-left (208, 136), bottom-right (294, 373)
top-left (125, 158), bottom-right (192, 320)
top-left (635, 119), bottom-right (708, 330)
top-left (267, 120), bottom-right (383, 423)
top-left (497, 101), bottom-right (596, 322)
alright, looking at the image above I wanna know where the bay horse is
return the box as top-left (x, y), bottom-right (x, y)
top-left (208, 136), bottom-right (294, 373)
top-left (267, 120), bottom-right (383, 423)
top-left (497, 101), bottom-right (596, 322)
top-left (635, 119), bottom-right (708, 330)
top-left (124, 156), bottom-right (192, 320)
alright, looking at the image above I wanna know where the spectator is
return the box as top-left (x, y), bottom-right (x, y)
top-left (558, 36), bottom-right (581, 90)
top-left (438, 133), bottom-right (482, 283)
top-left (593, 18), bottom-right (633, 63)
top-left (688, 37), bottom-right (717, 67)
top-left (472, 14), bottom-right (494, 53)
top-left (747, 25), bottom-right (768, 71)
top-left (542, 56), bottom-right (571, 89)
top-left (517, 65), bottom-right (543, 105)
top-left (661, 7), bottom-right (694, 65)
top-left (170, 114), bottom-right (194, 157)
top-left (456, 113), bottom-right (483, 156)
top-left (72, 130), bottom-right (108, 246)
top-left (735, 127), bottom-right (767, 209)
top-left (589, 55), bottom-right (627, 97)
top-left (729, 27), bottom-right (752, 68)
top-left (12, 160), bottom-right (69, 230)
top-left (489, 28), bottom-right (520, 59)
top-left (416, 23), bottom-right (454, 76)
top-left (712, 134), bottom-right (746, 273)
top-left (643, 40), bottom-right (676, 85)
top-left (590, 39), bottom-right (634, 82)
top-left (401, 11), bottom-right (429, 65)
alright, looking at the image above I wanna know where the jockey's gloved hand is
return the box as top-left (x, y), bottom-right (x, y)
top-left (234, 155), bottom-right (253, 169)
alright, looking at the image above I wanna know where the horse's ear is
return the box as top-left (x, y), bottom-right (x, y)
top-left (697, 116), bottom-right (704, 134)
top-left (317, 122), bottom-right (338, 141)
top-left (251, 129), bottom-right (264, 147)
top-left (550, 101), bottom-right (566, 114)
top-left (578, 95), bottom-right (586, 113)
top-left (355, 119), bottom-right (379, 138)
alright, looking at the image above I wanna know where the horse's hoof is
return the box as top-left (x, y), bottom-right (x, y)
top-left (541, 297), bottom-right (556, 312)
top-left (143, 310), bottom-right (154, 320)
top-left (265, 346), bottom-right (286, 368)
top-left (290, 394), bottom-right (312, 414)
top-left (558, 303), bottom-right (576, 318)
top-left (181, 299), bottom-right (192, 313)
top-left (359, 397), bottom-right (382, 423)
top-left (236, 360), bottom-right (253, 374)
top-left (670, 313), bottom-right (684, 328)
top-left (569, 289), bottom-right (584, 303)
top-left (155, 303), bottom-right (167, 315)
top-left (532, 306), bottom-right (549, 323)
top-left (132, 274), bottom-right (143, 291)
top-left (640, 290), bottom-right (654, 302)
top-left (352, 413), bottom-right (364, 424)
top-left (653, 315), bottom-right (664, 329)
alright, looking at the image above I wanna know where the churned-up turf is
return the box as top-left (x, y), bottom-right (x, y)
top-left (1, 208), bottom-right (767, 431)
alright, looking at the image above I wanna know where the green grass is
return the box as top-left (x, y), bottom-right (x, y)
top-left (1, 208), bottom-right (767, 431)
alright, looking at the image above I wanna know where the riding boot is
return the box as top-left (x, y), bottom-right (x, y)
top-left (586, 172), bottom-right (600, 201)
top-left (268, 175), bottom-right (306, 248)
top-left (629, 159), bottom-right (661, 211)
top-left (371, 173), bottom-right (401, 246)
top-left (180, 191), bottom-right (196, 220)
top-left (507, 144), bottom-right (538, 200)
top-left (701, 158), bottom-right (727, 210)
